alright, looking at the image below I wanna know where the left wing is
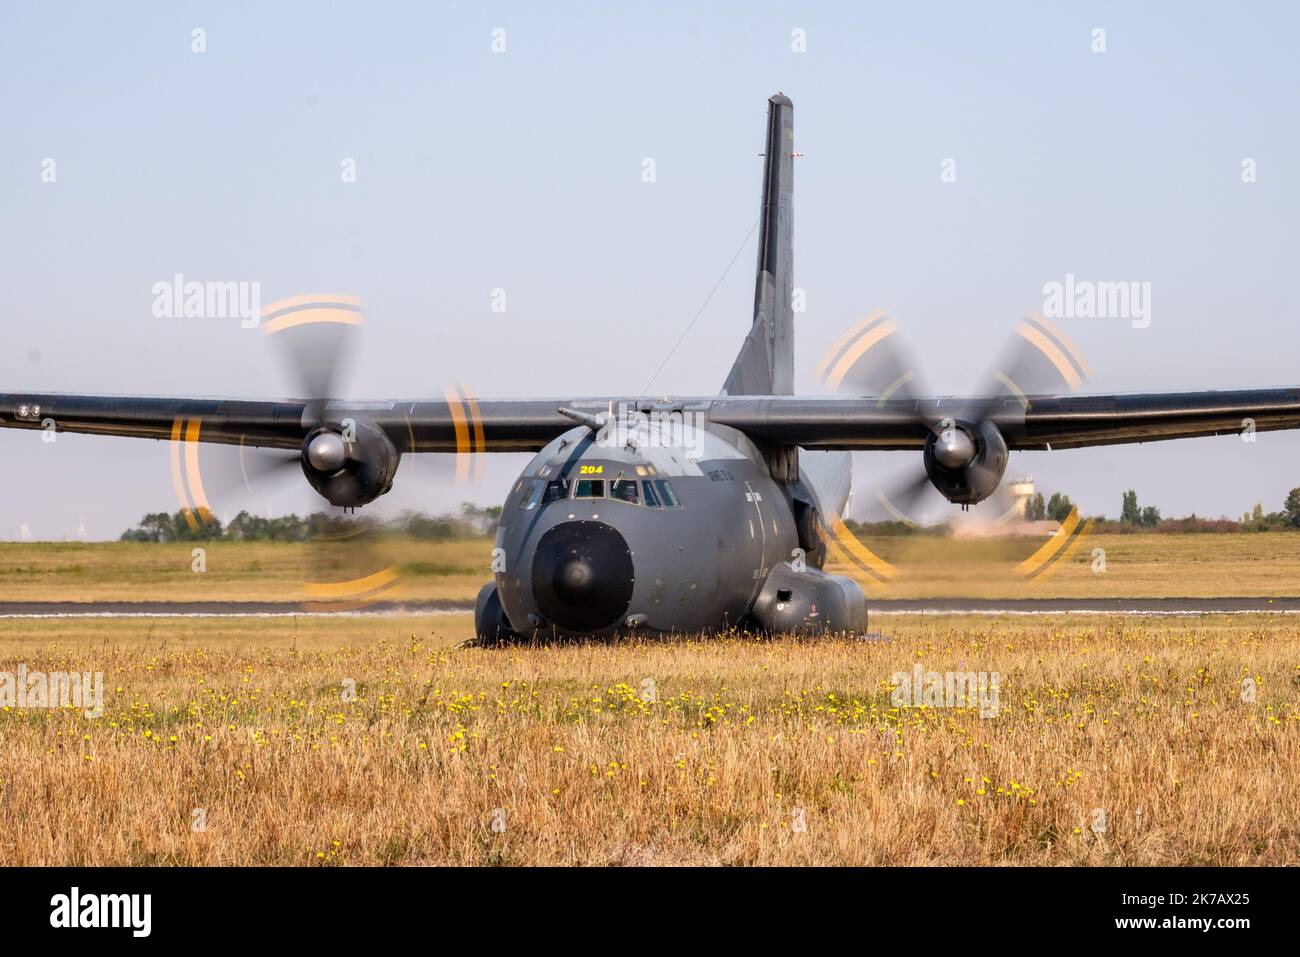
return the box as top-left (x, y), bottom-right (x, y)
top-left (700, 388), bottom-right (1300, 450)
top-left (999, 388), bottom-right (1300, 450)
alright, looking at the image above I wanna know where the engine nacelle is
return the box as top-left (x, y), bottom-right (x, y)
top-left (301, 420), bottom-right (400, 508)
top-left (923, 418), bottom-right (1008, 505)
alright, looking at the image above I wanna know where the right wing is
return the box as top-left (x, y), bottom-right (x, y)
top-left (0, 392), bottom-right (577, 453)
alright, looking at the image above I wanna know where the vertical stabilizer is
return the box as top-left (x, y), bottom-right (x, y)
top-left (722, 93), bottom-right (795, 397)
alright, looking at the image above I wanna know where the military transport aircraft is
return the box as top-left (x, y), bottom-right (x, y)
top-left (4, 93), bottom-right (1300, 639)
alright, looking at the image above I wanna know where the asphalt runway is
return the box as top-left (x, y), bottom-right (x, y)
top-left (2, 597), bottom-right (1300, 618)
top-left (0, 599), bottom-right (473, 618)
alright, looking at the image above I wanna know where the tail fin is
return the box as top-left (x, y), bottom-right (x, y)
top-left (722, 93), bottom-right (795, 397)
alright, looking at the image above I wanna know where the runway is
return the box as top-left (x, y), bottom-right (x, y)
top-left (2, 597), bottom-right (1300, 618)
top-left (0, 599), bottom-right (474, 618)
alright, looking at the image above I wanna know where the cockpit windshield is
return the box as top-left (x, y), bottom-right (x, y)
top-left (610, 479), bottom-right (639, 504)
top-left (521, 473), bottom-right (680, 509)
top-left (574, 479), bottom-right (605, 498)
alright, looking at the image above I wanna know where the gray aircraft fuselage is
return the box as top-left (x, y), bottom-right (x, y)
top-left (486, 416), bottom-right (852, 638)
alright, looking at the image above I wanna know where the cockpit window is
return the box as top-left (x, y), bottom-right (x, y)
top-left (610, 479), bottom-right (639, 504)
top-left (542, 479), bottom-right (570, 504)
top-left (642, 480), bottom-right (661, 508)
top-left (654, 479), bottom-right (680, 508)
top-left (574, 479), bottom-right (605, 498)
top-left (519, 479), bottom-right (544, 510)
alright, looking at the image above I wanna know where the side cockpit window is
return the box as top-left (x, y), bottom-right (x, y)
top-left (542, 479), bottom-right (570, 504)
top-left (519, 479), bottom-right (544, 510)
top-left (642, 480), bottom-right (661, 508)
top-left (654, 479), bottom-right (680, 508)
top-left (642, 479), bottom-right (680, 508)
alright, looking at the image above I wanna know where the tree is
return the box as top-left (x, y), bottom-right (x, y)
top-left (1025, 492), bottom-right (1046, 521)
top-left (1121, 490), bottom-right (1140, 525)
top-left (459, 502), bottom-right (502, 535)
top-left (1139, 505), bottom-right (1161, 528)
top-left (120, 509), bottom-right (221, 542)
top-left (121, 503), bottom-right (513, 543)
top-left (404, 511), bottom-right (470, 541)
top-left (1046, 492), bottom-right (1074, 523)
top-left (1285, 488), bottom-right (1300, 528)
top-left (225, 511), bottom-right (315, 541)
top-left (1243, 503), bottom-right (1267, 531)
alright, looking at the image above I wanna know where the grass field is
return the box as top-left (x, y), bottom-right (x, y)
top-left (0, 612), bottom-right (1296, 865)
top-left (2, 531), bottom-right (1300, 603)
top-left (839, 531), bottom-right (1300, 599)
top-left (0, 538), bottom-right (486, 603)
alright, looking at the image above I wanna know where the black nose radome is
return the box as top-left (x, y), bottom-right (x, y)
top-left (531, 521), bottom-right (634, 633)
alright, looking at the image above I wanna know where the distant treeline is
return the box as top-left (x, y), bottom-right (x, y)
top-left (120, 503), bottom-right (502, 543)
top-left (848, 486), bottom-right (1300, 536)
top-left (1093, 487), bottom-right (1300, 533)
top-left (119, 487), bottom-right (1300, 542)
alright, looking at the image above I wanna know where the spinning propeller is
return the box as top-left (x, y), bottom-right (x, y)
top-left (173, 298), bottom-right (480, 608)
top-left (819, 311), bottom-right (1090, 527)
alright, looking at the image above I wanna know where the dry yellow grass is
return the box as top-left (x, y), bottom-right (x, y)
top-left (0, 539), bottom-right (487, 603)
top-left (837, 531), bottom-right (1300, 598)
top-left (0, 612), bottom-right (1296, 865)
top-left (3, 532), bottom-right (1298, 605)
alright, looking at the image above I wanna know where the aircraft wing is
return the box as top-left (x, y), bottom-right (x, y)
top-left (0, 394), bottom-right (310, 449)
top-left (0, 393), bottom-right (573, 452)
top-left (4, 388), bottom-right (1300, 455)
top-left (997, 388), bottom-right (1300, 450)
top-left (704, 388), bottom-right (1300, 450)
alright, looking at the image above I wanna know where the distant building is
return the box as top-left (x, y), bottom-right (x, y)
top-left (1006, 477), bottom-right (1036, 518)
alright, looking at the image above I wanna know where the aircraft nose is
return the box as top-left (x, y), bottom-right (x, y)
top-left (531, 521), bottom-right (635, 633)
top-left (559, 556), bottom-right (596, 593)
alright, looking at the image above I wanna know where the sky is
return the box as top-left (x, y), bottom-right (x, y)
top-left (2, 0), bottom-right (1298, 539)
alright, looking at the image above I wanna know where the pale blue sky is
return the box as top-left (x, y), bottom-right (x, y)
top-left (2, 1), bottom-right (1297, 538)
